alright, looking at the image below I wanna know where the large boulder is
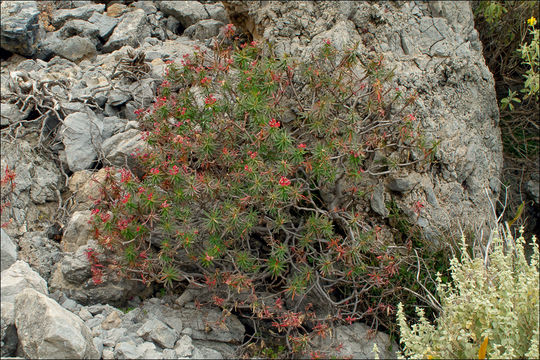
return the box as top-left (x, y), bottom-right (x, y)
top-left (0, 1), bottom-right (41, 57)
top-left (15, 288), bottom-right (99, 359)
top-left (222, 0), bottom-right (503, 243)
top-left (1, 261), bottom-right (48, 357)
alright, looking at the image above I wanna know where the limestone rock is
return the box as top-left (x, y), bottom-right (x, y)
top-left (49, 243), bottom-right (149, 307)
top-left (158, 1), bottom-right (208, 28)
top-left (0, 103), bottom-right (25, 126)
top-left (184, 19), bottom-right (225, 41)
top-left (67, 169), bottom-right (107, 212)
top-left (136, 318), bottom-right (177, 349)
top-left (1, 229), bottom-right (17, 272)
top-left (1, 261), bottom-right (48, 357)
top-left (62, 210), bottom-right (93, 253)
top-left (387, 175), bottom-right (420, 193)
top-left (50, 35), bottom-right (97, 63)
top-left (103, 9), bottom-right (150, 52)
top-left (15, 288), bottom-right (99, 359)
top-left (205, 3), bottom-right (228, 24)
top-left (61, 111), bottom-right (103, 172)
top-left (100, 310), bottom-right (122, 331)
top-left (51, 3), bottom-right (106, 29)
top-left (101, 129), bottom-right (146, 168)
top-left (15, 232), bottom-right (63, 282)
top-left (0, 1), bottom-right (40, 56)
top-left (87, 12), bottom-right (119, 41)
top-left (310, 322), bottom-right (398, 359)
top-left (371, 183), bottom-right (389, 218)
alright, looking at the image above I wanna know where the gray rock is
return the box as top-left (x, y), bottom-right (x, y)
top-left (59, 101), bottom-right (92, 115)
top-left (93, 337), bottom-right (104, 359)
top-left (132, 1), bottom-right (158, 15)
top-left (15, 288), bottom-right (99, 359)
top-left (62, 210), bottom-right (93, 253)
top-left (101, 310), bottom-right (123, 330)
top-left (0, 103), bottom-right (25, 126)
top-left (115, 340), bottom-right (141, 359)
top-left (138, 342), bottom-right (163, 359)
top-left (103, 9), bottom-right (150, 52)
top-left (1, 229), bottom-right (17, 272)
top-left (370, 183), bottom-right (389, 217)
top-left (67, 169), bottom-right (107, 212)
top-left (61, 298), bottom-right (80, 312)
top-left (192, 344), bottom-right (223, 359)
top-left (204, 3), bottom-right (228, 24)
top-left (49, 35), bottom-right (97, 62)
top-left (87, 304), bottom-right (120, 317)
top-left (387, 176), bottom-right (419, 193)
top-left (78, 308), bottom-right (93, 322)
top-left (57, 20), bottom-right (100, 49)
top-left (174, 335), bottom-right (194, 357)
top-left (60, 19), bottom-right (99, 39)
top-left (102, 327), bottom-right (127, 347)
top-left (162, 348), bottom-right (177, 358)
top-left (61, 111), bottom-right (102, 172)
top-left (16, 233), bottom-right (63, 282)
top-left (1, 261), bottom-right (48, 357)
top-left (108, 90), bottom-right (132, 107)
top-left (310, 322), bottom-right (398, 359)
top-left (30, 165), bottom-right (61, 204)
top-left (101, 129), bottom-right (146, 168)
top-left (176, 307), bottom-right (245, 344)
top-left (87, 12), bottom-right (119, 40)
top-left (0, 1), bottom-right (40, 56)
top-left (158, 1), bottom-right (208, 28)
top-left (1, 302), bottom-right (17, 357)
top-left (192, 340), bottom-right (237, 359)
top-left (137, 318), bottom-right (177, 349)
top-left (102, 348), bottom-right (115, 359)
top-left (85, 314), bottom-right (104, 330)
top-left (60, 246), bottom-right (92, 284)
top-left (184, 19), bottom-right (225, 41)
top-left (48, 245), bottom-right (149, 307)
top-left (51, 3), bottom-right (106, 28)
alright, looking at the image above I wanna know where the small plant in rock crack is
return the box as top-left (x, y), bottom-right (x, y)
top-left (91, 31), bottom-right (438, 356)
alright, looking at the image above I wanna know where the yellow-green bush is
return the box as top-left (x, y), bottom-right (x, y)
top-left (397, 226), bottom-right (539, 359)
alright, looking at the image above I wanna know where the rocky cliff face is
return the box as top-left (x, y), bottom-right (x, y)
top-left (1, 1), bottom-right (505, 359)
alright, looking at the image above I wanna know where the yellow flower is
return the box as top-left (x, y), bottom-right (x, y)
top-left (528, 16), bottom-right (537, 26)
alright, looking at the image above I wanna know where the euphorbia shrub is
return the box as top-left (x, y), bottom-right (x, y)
top-left (92, 34), bottom-right (438, 355)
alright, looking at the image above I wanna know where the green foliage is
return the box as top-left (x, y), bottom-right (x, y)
top-left (91, 33), bottom-right (440, 356)
top-left (501, 16), bottom-right (539, 108)
top-left (473, 1), bottom-right (539, 164)
top-left (397, 226), bottom-right (539, 359)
